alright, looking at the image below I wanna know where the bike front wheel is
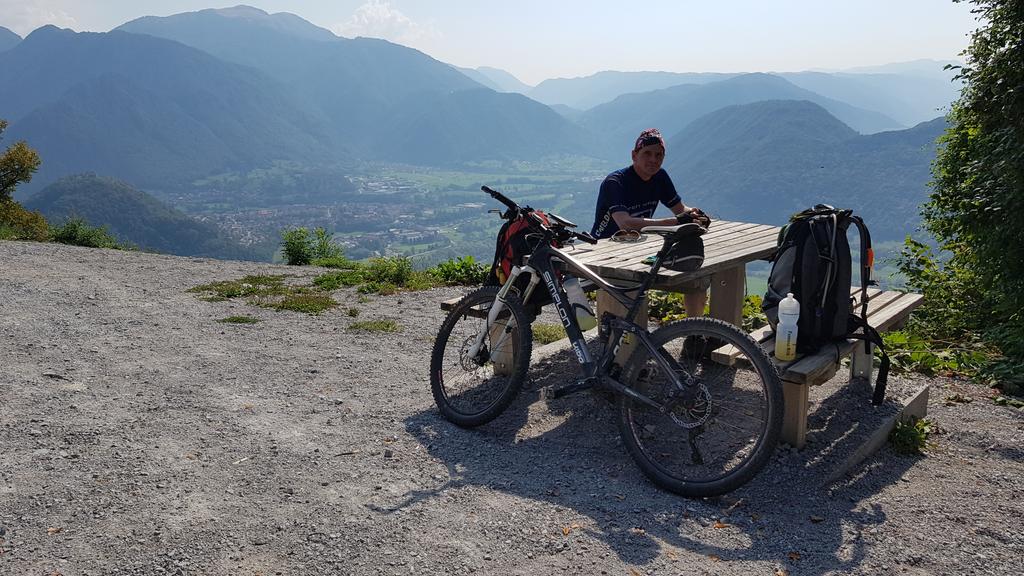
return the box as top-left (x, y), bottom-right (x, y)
top-left (430, 286), bottom-right (533, 427)
top-left (618, 317), bottom-right (783, 497)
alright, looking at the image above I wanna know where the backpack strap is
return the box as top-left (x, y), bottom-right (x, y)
top-left (485, 219), bottom-right (513, 286)
top-left (848, 215), bottom-right (875, 321)
top-left (847, 314), bottom-right (890, 405)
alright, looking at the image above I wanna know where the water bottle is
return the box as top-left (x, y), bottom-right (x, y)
top-left (563, 277), bottom-right (597, 331)
top-left (775, 292), bottom-right (800, 361)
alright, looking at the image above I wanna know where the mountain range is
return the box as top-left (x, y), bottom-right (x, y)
top-left (0, 5), bottom-right (955, 258)
top-left (665, 100), bottom-right (945, 239)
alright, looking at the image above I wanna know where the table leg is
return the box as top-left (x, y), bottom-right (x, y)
top-left (709, 265), bottom-right (745, 327)
top-left (781, 380), bottom-right (808, 449)
top-left (596, 288), bottom-right (647, 364)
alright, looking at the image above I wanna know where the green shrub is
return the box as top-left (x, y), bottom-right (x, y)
top-left (50, 217), bottom-right (123, 249)
top-left (281, 227), bottom-right (313, 265)
top-left (741, 294), bottom-right (767, 332)
top-left (281, 227), bottom-right (344, 266)
top-left (889, 416), bottom-right (936, 455)
top-left (0, 200), bottom-right (48, 241)
top-left (313, 227), bottom-right (344, 260)
top-left (313, 270), bottom-right (364, 291)
top-left (882, 330), bottom-right (991, 377)
top-left (366, 256), bottom-right (413, 285)
top-left (432, 256), bottom-right (488, 285)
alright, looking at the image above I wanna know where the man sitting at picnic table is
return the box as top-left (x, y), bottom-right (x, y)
top-left (591, 127), bottom-right (710, 318)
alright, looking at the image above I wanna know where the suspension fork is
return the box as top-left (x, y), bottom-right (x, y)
top-left (467, 265), bottom-right (539, 359)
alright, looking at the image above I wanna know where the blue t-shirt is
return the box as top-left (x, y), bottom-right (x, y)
top-left (591, 166), bottom-right (681, 238)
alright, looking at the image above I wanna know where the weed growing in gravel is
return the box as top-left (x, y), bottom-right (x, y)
top-left (314, 270), bottom-right (363, 291)
top-left (349, 319), bottom-right (401, 333)
top-left (533, 323), bottom-right (566, 345)
top-left (310, 256), bottom-right (441, 295)
top-left (218, 315), bottom-right (260, 324)
top-left (346, 307), bottom-right (360, 317)
top-left (267, 293), bottom-right (338, 314)
top-left (889, 416), bottom-right (936, 455)
top-left (190, 275), bottom-right (339, 316)
top-left (189, 275), bottom-right (288, 299)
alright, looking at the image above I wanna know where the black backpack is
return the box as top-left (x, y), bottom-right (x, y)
top-left (762, 205), bottom-right (890, 405)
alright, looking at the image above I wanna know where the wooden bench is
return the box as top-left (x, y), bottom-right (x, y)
top-left (711, 287), bottom-right (924, 448)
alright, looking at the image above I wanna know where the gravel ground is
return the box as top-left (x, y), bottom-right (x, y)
top-left (2, 240), bottom-right (1023, 576)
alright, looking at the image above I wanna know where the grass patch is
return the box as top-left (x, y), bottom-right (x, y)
top-left (189, 275), bottom-right (288, 299)
top-left (262, 292), bottom-right (338, 315)
top-left (313, 270), bottom-right (364, 291)
top-left (218, 315), bottom-right (260, 324)
top-left (191, 275), bottom-right (337, 315)
top-left (533, 323), bottom-right (566, 345)
top-left (349, 319), bottom-right (401, 333)
top-left (889, 416), bottom-right (936, 455)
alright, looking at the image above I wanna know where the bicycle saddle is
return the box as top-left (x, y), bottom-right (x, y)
top-left (640, 222), bottom-right (707, 239)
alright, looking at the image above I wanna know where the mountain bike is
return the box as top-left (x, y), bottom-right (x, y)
top-left (430, 186), bottom-right (783, 497)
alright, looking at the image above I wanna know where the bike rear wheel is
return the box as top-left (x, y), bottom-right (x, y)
top-left (618, 317), bottom-right (783, 497)
top-left (430, 286), bottom-right (533, 427)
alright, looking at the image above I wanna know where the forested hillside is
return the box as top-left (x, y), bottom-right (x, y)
top-left (24, 174), bottom-right (265, 259)
top-left (665, 100), bottom-right (945, 239)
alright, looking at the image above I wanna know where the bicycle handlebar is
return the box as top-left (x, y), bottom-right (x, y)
top-left (481, 185), bottom-right (518, 211)
top-left (482, 185), bottom-right (597, 245)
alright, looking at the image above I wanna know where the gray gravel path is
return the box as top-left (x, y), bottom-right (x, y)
top-left (1, 240), bottom-right (1022, 576)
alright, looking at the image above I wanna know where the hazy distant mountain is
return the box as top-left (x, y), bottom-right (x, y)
top-left (0, 26), bottom-right (19, 52)
top-left (529, 71), bottom-right (736, 109)
top-left (117, 6), bottom-right (609, 166)
top-left (580, 73), bottom-right (904, 152)
top-left (383, 89), bottom-right (602, 164)
top-left (24, 174), bottom-right (263, 260)
top-left (548, 103), bottom-right (584, 122)
top-left (117, 6), bottom-right (483, 149)
top-left (779, 71), bottom-right (959, 126)
top-left (1, 26), bottom-right (335, 194)
top-left (663, 100), bottom-right (944, 239)
top-left (458, 66), bottom-right (532, 93)
top-left (839, 59), bottom-right (961, 80)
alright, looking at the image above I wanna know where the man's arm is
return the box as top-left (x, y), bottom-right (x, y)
top-left (611, 202), bottom-right (704, 231)
top-left (610, 210), bottom-right (679, 231)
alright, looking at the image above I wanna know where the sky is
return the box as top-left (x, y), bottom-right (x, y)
top-left (0, 0), bottom-right (981, 85)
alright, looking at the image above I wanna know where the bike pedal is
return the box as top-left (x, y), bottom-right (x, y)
top-left (551, 378), bottom-right (597, 399)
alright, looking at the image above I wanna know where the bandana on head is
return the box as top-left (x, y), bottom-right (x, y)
top-left (633, 128), bottom-right (665, 153)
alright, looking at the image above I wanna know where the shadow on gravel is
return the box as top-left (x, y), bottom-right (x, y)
top-left (391, 347), bottom-right (923, 572)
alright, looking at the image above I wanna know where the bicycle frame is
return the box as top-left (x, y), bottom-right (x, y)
top-left (471, 230), bottom-right (694, 408)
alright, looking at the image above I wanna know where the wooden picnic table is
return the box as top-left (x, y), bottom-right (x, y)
top-left (561, 218), bottom-right (924, 449)
top-left (567, 219), bottom-right (782, 326)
